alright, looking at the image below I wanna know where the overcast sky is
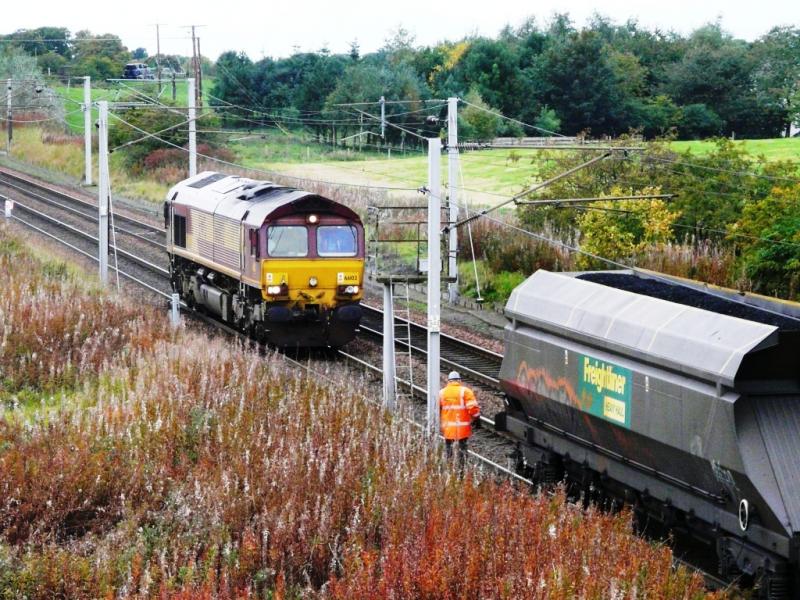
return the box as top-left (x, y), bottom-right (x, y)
top-left (4, 0), bottom-right (799, 60)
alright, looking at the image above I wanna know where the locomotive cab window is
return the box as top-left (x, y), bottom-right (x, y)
top-left (268, 225), bottom-right (308, 257)
top-left (317, 225), bottom-right (358, 257)
top-left (173, 214), bottom-right (186, 248)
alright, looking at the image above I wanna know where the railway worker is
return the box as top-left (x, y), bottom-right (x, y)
top-left (439, 371), bottom-right (481, 474)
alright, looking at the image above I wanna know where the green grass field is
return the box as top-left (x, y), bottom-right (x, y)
top-left (231, 135), bottom-right (545, 205)
top-left (671, 137), bottom-right (800, 162)
top-left (55, 80), bottom-right (193, 133)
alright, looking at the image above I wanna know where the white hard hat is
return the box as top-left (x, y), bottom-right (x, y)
top-left (448, 371), bottom-right (461, 381)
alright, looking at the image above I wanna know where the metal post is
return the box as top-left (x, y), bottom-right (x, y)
top-left (170, 292), bottom-right (181, 327)
top-left (380, 95), bottom-right (385, 140)
top-left (6, 79), bottom-right (11, 154)
top-left (447, 97), bottom-right (459, 303)
top-left (426, 137), bottom-right (442, 434)
top-left (97, 101), bottom-right (110, 286)
top-left (171, 72), bottom-right (177, 102)
top-left (383, 281), bottom-right (397, 411)
top-left (83, 77), bottom-right (92, 186)
top-left (187, 78), bottom-right (197, 177)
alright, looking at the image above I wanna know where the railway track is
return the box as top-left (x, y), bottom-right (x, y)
top-left (0, 166), bottom-right (731, 592)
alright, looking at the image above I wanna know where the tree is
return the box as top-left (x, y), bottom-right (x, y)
top-left (534, 106), bottom-right (560, 135)
top-left (753, 26), bottom-right (800, 136)
top-left (459, 88), bottom-right (501, 141)
top-left (71, 31), bottom-right (130, 80)
top-left (1, 27), bottom-right (71, 59)
top-left (576, 187), bottom-right (677, 268)
top-left (679, 104), bottom-right (723, 139)
top-left (132, 47), bottom-right (148, 60)
top-left (534, 30), bottom-right (630, 135)
top-left (731, 184), bottom-right (800, 298)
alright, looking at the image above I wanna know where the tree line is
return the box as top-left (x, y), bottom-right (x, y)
top-left (212, 16), bottom-right (800, 141)
top-left (0, 27), bottom-right (205, 82)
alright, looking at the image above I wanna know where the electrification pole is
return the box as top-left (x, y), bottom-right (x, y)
top-left (380, 95), bottom-right (385, 140)
top-left (6, 79), bottom-right (12, 154)
top-left (83, 76), bottom-right (92, 185)
top-left (447, 97), bottom-right (459, 303)
top-left (382, 281), bottom-right (397, 412)
top-left (97, 101), bottom-right (110, 286)
top-left (187, 77), bottom-right (197, 177)
top-left (426, 137), bottom-right (442, 435)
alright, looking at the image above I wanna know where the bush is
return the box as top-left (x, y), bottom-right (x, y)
top-left (0, 229), bottom-right (723, 599)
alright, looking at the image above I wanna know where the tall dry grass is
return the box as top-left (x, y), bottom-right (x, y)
top-left (0, 227), bottom-right (722, 599)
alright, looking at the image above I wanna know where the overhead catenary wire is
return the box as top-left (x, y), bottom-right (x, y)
top-left (641, 154), bottom-right (800, 185)
top-left (565, 204), bottom-right (800, 248)
top-left (458, 98), bottom-right (567, 138)
top-left (445, 151), bottom-right (614, 232)
top-left (107, 111), bottom-right (422, 192)
top-left (449, 200), bottom-right (800, 323)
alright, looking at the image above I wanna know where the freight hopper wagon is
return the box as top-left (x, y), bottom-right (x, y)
top-left (165, 172), bottom-right (365, 347)
top-left (495, 270), bottom-right (800, 598)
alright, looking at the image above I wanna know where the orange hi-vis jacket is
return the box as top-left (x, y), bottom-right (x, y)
top-left (439, 381), bottom-right (480, 441)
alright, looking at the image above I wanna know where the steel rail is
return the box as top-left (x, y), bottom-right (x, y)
top-left (0, 177), bottom-right (166, 250)
top-left (11, 200), bottom-right (168, 277)
top-left (0, 167), bottom-right (165, 239)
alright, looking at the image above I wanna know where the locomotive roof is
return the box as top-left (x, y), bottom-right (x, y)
top-left (505, 270), bottom-right (781, 387)
top-left (167, 171), bottom-right (360, 225)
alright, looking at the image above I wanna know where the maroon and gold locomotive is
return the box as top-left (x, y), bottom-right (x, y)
top-left (165, 171), bottom-right (365, 347)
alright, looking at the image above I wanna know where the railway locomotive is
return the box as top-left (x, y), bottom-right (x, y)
top-left (495, 269), bottom-right (800, 598)
top-left (164, 171), bottom-right (364, 347)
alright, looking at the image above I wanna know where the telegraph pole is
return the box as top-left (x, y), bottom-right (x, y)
top-left (187, 77), bottom-right (197, 177)
top-left (97, 101), bottom-right (110, 286)
top-left (190, 26), bottom-right (198, 107)
top-left (196, 37), bottom-right (203, 106)
top-left (83, 77), bottom-right (92, 185)
top-left (6, 79), bottom-right (11, 154)
top-left (447, 97), bottom-right (459, 303)
top-left (155, 24), bottom-right (162, 94)
top-left (426, 137), bottom-right (442, 434)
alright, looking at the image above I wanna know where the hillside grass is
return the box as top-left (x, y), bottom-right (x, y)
top-left (671, 137), bottom-right (800, 162)
top-left (0, 226), bottom-right (723, 599)
top-left (55, 80), bottom-right (195, 133)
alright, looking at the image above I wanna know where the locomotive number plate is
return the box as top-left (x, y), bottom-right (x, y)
top-left (337, 272), bottom-right (359, 284)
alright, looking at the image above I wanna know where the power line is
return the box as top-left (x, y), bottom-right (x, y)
top-left (643, 155), bottom-right (800, 185)
top-left (108, 110), bottom-right (422, 192)
top-left (458, 98), bottom-right (567, 138)
top-left (567, 204), bottom-right (800, 249)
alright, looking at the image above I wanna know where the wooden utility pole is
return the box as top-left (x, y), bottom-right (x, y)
top-left (196, 37), bottom-right (203, 107)
top-left (190, 26), bottom-right (198, 107)
top-left (155, 24), bottom-right (162, 93)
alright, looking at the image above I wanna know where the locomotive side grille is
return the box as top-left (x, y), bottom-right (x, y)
top-left (213, 215), bottom-right (241, 271)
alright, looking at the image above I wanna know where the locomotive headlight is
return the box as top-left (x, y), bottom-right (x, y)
top-left (267, 285), bottom-right (282, 295)
top-left (346, 285), bottom-right (359, 294)
top-left (307, 214), bottom-right (319, 224)
top-left (309, 276), bottom-right (318, 288)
